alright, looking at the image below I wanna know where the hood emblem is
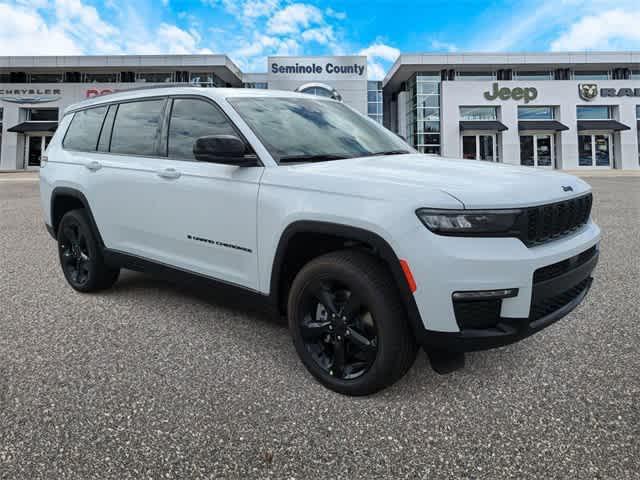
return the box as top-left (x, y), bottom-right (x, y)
top-left (562, 185), bottom-right (574, 192)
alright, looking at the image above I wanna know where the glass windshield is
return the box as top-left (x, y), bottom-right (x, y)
top-left (228, 97), bottom-right (411, 163)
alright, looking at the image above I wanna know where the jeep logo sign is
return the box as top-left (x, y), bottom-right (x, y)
top-left (483, 83), bottom-right (538, 103)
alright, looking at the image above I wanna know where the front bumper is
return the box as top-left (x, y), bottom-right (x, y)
top-left (396, 219), bottom-right (601, 352)
top-left (421, 248), bottom-right (597, 351)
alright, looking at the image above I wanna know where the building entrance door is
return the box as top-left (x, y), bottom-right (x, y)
top-left (578, 133), bottom-right (612, 168)
top-left (520, 134), bottom-right (555, 168)
top-left (25, 135), bottom-right (52, 169)
top-left (462, 134), bottom-right (497, 161)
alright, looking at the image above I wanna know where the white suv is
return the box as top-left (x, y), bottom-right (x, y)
top-left (40, 87), bottom-right (600, 395)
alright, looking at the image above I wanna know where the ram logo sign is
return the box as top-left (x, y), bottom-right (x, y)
top-left (578, 84), bottom-right (598, 101)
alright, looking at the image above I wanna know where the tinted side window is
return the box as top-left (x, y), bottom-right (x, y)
top-left (110, 99), bottom-right (165, 156)
top-left (63, 106), bottom-right (108, 151)
top-left (168, 98), bottom-right (238, 160)
top-left (97, 104), bottom-right (117, 152)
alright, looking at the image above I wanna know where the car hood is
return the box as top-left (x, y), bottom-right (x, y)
top-left (287, 154), bottom-right (591, 209)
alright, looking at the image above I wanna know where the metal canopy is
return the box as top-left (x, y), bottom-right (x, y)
top-left (518, 120), bottom-right (569, 131)
top-left (7, 122), bottom-right (58, 133)
top-left (576, 120), bottom-right (630, 131)
top-left (459, 120), bottom-right (508, 132)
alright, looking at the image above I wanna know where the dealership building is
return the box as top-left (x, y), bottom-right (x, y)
top-left (1, 51), bottom-right (640, 170)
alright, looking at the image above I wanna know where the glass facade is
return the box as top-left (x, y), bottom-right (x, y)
top-left (136, 72), bottom-right (174, 83)
top-left (577, 106), bottom-right (612, 120)
top-left (460, 106), bottom-right (498, 120)
top-left (27, 108), bottom-right (58, 121)
top-left (518, 106), bottom-right (555, 119)
top-left (367, 81), bottom-right (383, 124)
top-left (84, 72), bottom-right (119, 83)
top-left (189, 72), bottom-right (225, 87)
top-left (455, 71), bottom-right (496, 81)
top-left (514, 70), bottom-right (554, 80)
top-left (574, 70), bottom-right (610, 80)
top-left (406, 73), bottom-right (441, 154)
top-left (243, 82), bottom-right (268, 89)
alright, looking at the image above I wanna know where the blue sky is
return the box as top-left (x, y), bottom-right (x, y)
top-left (2, 0), bottom-right (640, 78)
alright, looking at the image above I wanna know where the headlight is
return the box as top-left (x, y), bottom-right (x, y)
top-left (415, 208), bottom-right (523, 236)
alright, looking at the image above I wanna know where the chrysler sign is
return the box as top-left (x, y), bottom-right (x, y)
top-left (0, 88), bottom-right (62, 104)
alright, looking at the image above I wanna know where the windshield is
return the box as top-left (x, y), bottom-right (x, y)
top-left (228, 97), bottom-right (412, 163)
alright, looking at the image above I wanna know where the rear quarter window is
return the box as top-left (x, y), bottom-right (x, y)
top-left (62, 106), bottom-right (108, 151)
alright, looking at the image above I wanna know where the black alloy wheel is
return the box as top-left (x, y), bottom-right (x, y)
top-left (59, 220), bottom-right (91, 287)
top-left (288, 250), bottom-right (417, 396)
top-left (56, 209), bottom-right (120, 292)
top-left (299, 278), bottom-right (378, 380)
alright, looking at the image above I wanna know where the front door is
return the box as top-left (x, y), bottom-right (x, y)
top-left (520, 133), bottom-right (555, 168)
top-left (25, 135), bottom-right (52, 168)
top-left (462, 134), bottom-right (497, 161)
top-left (578, 133), bottom-right (612, 167)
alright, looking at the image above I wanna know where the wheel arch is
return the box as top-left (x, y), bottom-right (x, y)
top-left (269, 220), bottom-right (426, 341)
top-left (50, 187), bottom-right (105, 247)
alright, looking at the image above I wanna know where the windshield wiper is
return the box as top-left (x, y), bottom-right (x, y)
top-left (279, 154), bottom-right (352, 163)
top-left (369, 149), bottom-right (412, 156)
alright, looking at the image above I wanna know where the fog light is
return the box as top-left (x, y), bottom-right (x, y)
top-left (452, 288), bottom-right (519, 301)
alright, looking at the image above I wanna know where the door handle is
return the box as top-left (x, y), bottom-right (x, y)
top-left (157, 168), bottom-right (181, 180)
top-left (85, 160), bottom-right (102, 172)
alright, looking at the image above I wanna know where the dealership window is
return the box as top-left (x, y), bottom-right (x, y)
top-left (519, 134), bottom-right (554, 168)
top-left (514, 70), bottom-right (554, 80)
top-left (27, 108), bottom-right (58, 121)
top-left (367, 81), bottom-right (383, 124)
top-left (190, 72), bottom-right (224, 87)
top-left (62, 106), bottom-right (108, 151)
top-left (28, 72), bottom-right (63, 83)
top-left (110, 99), bottom-right (165, 156)
top-left (243, 82), bottom-right (268, 89)
top-left (168, 98), bottom-right (238, 160)
top-left (518, 106), bottom-right (556, 119)
top-left (136, 72), bottom-right (174, 83)
top-left (631, 70), bottom-right (640, 80)
top-left (455, 71), bottom-right (496, 81)
top-left (460, 106), bottom-right (498, 121)
top-left (406, 73), bottom-right (441, 154)
top-left (84, 72), bottom-right (119, 83)
top-left (462, 134), bottom-right (498, 162)
top-left (576, 106), bottom-right (612, 120)
top-left (573, 70), bottom-right (611, 80)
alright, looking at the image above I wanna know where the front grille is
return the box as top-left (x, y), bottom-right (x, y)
top-left (533, 246), bottom-right (597, 283)
top-left (529, 278), bottom-right (590, 321)
top-left (453, 299), bottom-right (501, 330)
top-left (522, 194), bottom-right (592, 247)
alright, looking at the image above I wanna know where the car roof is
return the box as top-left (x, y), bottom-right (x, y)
top-left (63, 86), bottom-right (330, 114)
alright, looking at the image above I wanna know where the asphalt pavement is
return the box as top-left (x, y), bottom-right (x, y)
top-left (0, 177), bottom-right (638, 479)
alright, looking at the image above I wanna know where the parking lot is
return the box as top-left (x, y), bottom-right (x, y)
top-left (0, 176), bottom-right (638, 479)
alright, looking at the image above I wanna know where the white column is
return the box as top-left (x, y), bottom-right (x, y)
top-left (618, 104), bottom-right (639, 169)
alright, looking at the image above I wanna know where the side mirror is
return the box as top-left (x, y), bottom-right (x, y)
top-left (193, 135), bottom-right (256, 166)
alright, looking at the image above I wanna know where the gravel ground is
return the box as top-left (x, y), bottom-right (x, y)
top-left (0, 178), bottom-right (638, 479)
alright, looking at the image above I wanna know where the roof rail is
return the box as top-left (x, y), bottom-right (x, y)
top-left (91, 82), bottom-right (216, 97)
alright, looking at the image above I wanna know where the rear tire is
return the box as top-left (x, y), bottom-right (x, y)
top-left (57, 209), bottom-right (120, 292)
top-left (288, 250), bottom-right (417, 396)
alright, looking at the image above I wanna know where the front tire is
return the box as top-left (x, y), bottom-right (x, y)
top-left (57, 209), bottom-right (120, 292)
top-left (288, 250), bottom-right (417, 396)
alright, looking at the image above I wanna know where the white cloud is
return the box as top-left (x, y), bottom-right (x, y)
top-left (0, 3), bottom-right (82, 55)
top-left (326, 7), bottom-right (346, 20)
top-left (267, 3), bottom-right (323, 34)
top-left (358, 42), bottom-right (400, 80)
top-left (551, 9), bottom-right (640, 50)
top-left (301, 26), bottom-right (335, 45)
top-left (430, 40), bottom-right (458, 52)
top-left (243, 0), bottom-right (279, 18)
